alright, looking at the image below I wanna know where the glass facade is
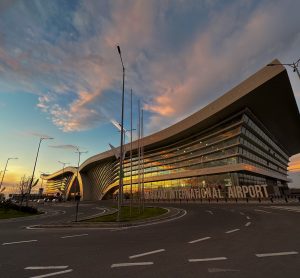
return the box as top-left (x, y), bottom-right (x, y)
top-left (73, 109), bottom-right (289, 200)
top-left (45, 173), bottom-right (73, 196)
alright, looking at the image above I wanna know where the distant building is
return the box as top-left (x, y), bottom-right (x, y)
top-left (44, 60), bottom-right (300, 200)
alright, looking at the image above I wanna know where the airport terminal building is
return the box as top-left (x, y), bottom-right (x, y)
top-left (44, 60), bottom-right (300, 201)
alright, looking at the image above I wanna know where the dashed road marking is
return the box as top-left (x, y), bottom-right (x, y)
top-left (225, 229), bottom-right (240, 234)
top-left (2, 239), bottom-right (38, 245)
top-left (25, 266), bottom-right (69, 270)
top-left (256, 251), bottom-right (298, 258)
top-left (189, 257), bottom-right (227, 262)
top-left (245, 222), bottom-right (251, 227)
top-left (206, 210), bottom-right (213, 215)
top-left (60, 234), bottom-right (88, 239)
top-left (28, 269), bottom-right (73, 278)
top-left (269, 206), bottom-right (300, 213)
top-left (129, 249), bottom-right (165, 259)
top-left (246, 216), bottom-right (251, 220)
top-left (189, 237), bottom-right (211, 244)
top-left (239, 212), bottom-right (245, 216)
top-left (111, 262), bottom-right (153, 268)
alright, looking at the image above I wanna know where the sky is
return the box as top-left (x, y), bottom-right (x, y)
top-left (0, 0), bottom-right (300, 195)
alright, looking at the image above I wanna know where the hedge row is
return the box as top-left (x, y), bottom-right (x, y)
top-left (0, 201), bottom-right (38, 214)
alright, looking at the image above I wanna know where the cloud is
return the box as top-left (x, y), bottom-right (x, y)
top-left (142, 0), bottom-right (300, 132)
top-left (289, 154), bottom-right (300, 173)
top-left (49, 144), bottom-right (79, 151)
top-left (0, 0), bottom-right (300, 136)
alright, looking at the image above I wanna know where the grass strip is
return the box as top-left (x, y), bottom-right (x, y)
top-left (0, 208), bottom-right (35, 219)
top-left (85, 206), bottom-right (167, 222)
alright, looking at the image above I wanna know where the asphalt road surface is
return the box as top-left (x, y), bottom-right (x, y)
top-left (1, 201), bottom-right (300, 278)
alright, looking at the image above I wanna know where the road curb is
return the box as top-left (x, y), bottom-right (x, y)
top-left (28, 207), bottom-right (186, 229)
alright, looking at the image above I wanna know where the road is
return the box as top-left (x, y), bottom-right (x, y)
top-left (1, 201), bottom-right (300, 277)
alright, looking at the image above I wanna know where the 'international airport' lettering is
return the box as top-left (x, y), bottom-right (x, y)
top-left (144, 185), bottom-right (269, 200)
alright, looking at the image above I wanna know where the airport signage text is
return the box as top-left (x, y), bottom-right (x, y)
top-left (144, 185), bottom-right (269, 200)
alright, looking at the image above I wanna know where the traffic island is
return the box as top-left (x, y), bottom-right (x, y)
top-left (85, 206), bottom-right (167, 222)
top-left (0, 202), bottom-right (40, 220)
top-left (28, 206), bottom-right (186, 229)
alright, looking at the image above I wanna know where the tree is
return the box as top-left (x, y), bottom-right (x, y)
top-left (19, 175), bottom-right (39, 206)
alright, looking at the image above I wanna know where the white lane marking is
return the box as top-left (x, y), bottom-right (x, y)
top-left (256, 251), bottom-right (298, 258)
top-left (189, 257), bottom-right (227, 262)
top-left (189, 237), bottom-right (211, 244)
top-left (254, 209), bottom-right (272, 214)
top-left (2, 239), bottom-right (38, 245)
top-left (239, 212), bottom-right (245, 216)
top-left (28, 269), bottom-right (73, 278)
top-left (245, 222), bottom-right (251, 227)
top-left (26, 226), bottom-right (45, 230)
top-left (246, 216), bottom-right (251, 220)
top-left (269, 206), bottom-right (300, 213)
top-left (60, 234), bottom-right (88, 239)
top-left (25, 266), bottom-right (68, 270)
top-left (129, 249), bottom-right (165, 259)
top-left (225, 229), bottom-right (240, 234)
top-left (206, 210), bottom-right (213, 215)
top-left (111, 262), bottom-right (153, 268)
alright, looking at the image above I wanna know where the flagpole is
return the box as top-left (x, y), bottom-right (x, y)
top-left (130, 89), bottom-right (133, 216)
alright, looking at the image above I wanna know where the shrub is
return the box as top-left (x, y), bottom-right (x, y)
top-left (0, 200), bottom-right (38, 214)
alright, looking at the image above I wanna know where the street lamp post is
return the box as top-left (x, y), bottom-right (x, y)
top-left (0, 157), bottom-right (18, 190)
top-left (267, 58), bottom-right (300, 79)
top-left (27, 137), bottom-right (53, 205)
top-left (117, 45), bottom-right (125, 222)
top-left (58, 161), bottom-right (69, 200)
top-left (39, 171), bottom-right (49, 197)
top-left (74, 148), bottom-right (87, 222)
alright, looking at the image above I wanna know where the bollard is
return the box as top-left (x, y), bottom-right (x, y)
top-left (246, 198), bottom-right (249, 203)
top-left (285, 197), bottom-right (288, 203)
top-left (270, 197), bottom-right (273, 203)
top-left (235, 198), bottom-right (237, 203)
